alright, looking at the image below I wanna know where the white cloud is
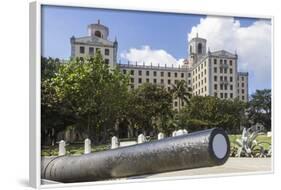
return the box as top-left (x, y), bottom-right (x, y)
top-left (121, 45), bottom-right (184, 67)
top-left (188, 16), bottom-right (272, 91)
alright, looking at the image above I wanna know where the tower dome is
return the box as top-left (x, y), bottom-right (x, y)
top-left (87, 19), bottom-right (109, 40)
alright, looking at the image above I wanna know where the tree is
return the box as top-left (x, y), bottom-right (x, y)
top-left (127, 83), bottom-right (173, 136)
top-left (170, 80), bottom-right (192, 110)
top-left (177, 96), bottom-right (247, 133)
top-left (42, 53), bottom-right (130, 144)
top-left (41, 57), bottom-right (76, 145)
top-left (248, 89), bottom-right (271, 131)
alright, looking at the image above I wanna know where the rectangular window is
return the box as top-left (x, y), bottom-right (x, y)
top-left (242, 89), bottom-right (245, 94)
top-left (220, 93), bottom-right (223, 98)
top-left (230, 85), bottom-right (233, 90)
top-left (188, 80), bottom-right (191, 85)
top-left (220, 68), bottom-right (223, 73)
top-left (214, 67), bottom-right (217, 73)
top-left (131, 78), bottom-right (134, 83)
top-left (230, 68), bottom-right (233, 74)
top-left (161, 79), bottom-right (164, 84)
top-left (146, 71), bottom-right (150, 76)
top-left (214, 76), bottom-right (217, 81)
top-left (168, 79), bottom-right (171, 84)
top-left (214, 92), bottom-right (217, 97)
top-left (188, 73), bottom-right (191, 77)
top-left (224, 76), bottom-right (227, 81)
top-left (153, 79), bottom-right (157, 83)
top-left (224, 68), bottom-right (227, 73)
top-left (230, 93), bottom-right (233, 98)
top-left (214, 59), bottom-right (217, 64)
top-left (230, 77), bottom-right (233, 82)
top-left (89, 47), bottom-right (94, 55)
top-left (220, 76), bottom-right (223, 81)
top-left (138, 78), bottom-right (142, 83)
top-left (204, 69), bottom-right (206, 74)
top-left (123, 70), bottom-right (127, 74)
top-left (168, 72), bottom-right (171, 77)
top-left (105, 49), bottom-right (110, 55)
top-left (242, 83), bottom-right (244, 87)
top-left (242, 76), bottom-right (244, 81)
top-left (130, 70), bottom-right (134, 75)
top-left (225, 93), bottom-right (228, 98)
top-left (230, 60), bottom-right (233, 66)
top-left (214, 84), bottom-right (217, 90)
top-left (220, 84), bottom-right (223, 90)
top-left (174, 101), bottom-right (178, 107)
top-left (181, 73), bottom-right (184, 78)
top-left (161, 72), bottom-right (164, 77)
top-left (139, 70), bottom-right (142, 76)
top-left (146, 78), bottom-right (149, 83)
top-left (220, 59), bottom-right (223, 64)
top-left (80, 46), bottom-right (85, 54)
top-left (242, 96), bottom-right (245, 100)
top-left (224, 60), bottom-right (227, 64)
top-left (153, 71), bottom-right (157, 77)
top-left (174, 72), bottom-right (178, 77)
top-left (225, 84), bottom-right (227, 90)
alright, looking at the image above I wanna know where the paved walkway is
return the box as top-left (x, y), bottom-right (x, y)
top-left (42, 158), bottom-right (272, 184)
top-left (127, 158), bottom-right (272, 179)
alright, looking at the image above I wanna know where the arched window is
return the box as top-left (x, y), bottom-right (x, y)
top-left (190, 45), bottom-right (192, 54)
top-left (94, 30), bottom-right (102, 38)
top-left (198, 43), bottom-right (202, 54)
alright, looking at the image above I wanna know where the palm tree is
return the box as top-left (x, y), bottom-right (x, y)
top-left (170, 80), bottom-right (192, 110)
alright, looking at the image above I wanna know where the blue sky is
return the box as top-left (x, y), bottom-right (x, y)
top-left (42, 5), bottom-right (272, 94)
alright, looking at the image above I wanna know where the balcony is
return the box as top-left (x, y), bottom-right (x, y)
top-left (219, 63), bottom-right (228, 69)
top-left (220, 80), bottom-right (228, 85)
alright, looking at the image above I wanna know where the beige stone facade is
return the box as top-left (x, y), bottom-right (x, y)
top-left (70, 22), bottom-right (249, 110)
top-left (70, 20), bottom-right (118, 68)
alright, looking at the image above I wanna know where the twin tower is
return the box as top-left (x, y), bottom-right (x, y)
top-left (188, 33), bottom-right (207, 66)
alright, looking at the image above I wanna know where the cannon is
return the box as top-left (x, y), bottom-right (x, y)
top-left (41, 128), bottom-right (230, 183)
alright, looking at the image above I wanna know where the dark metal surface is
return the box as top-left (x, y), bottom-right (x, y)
top-left (41, 128), bottom-right (230, 183)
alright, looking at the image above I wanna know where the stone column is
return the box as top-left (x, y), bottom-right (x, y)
top-left (84, 138), bottom-right (91, 154)
top-left (58, 140), bottom-right (66, 156)
top-left (111, 136), bottom-right (119, 149)
top-left (137, 134), bottom-right (146, 144)
top-left (158, 132), bottom-right (164, 140)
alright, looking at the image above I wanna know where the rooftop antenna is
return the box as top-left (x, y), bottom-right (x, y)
top-left (98, 19), bottom-right (100, 24)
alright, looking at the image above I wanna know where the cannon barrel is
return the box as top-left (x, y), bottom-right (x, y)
top-left (41, 128), bottom-right (230, 183)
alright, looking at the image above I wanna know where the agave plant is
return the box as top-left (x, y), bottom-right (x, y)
top-left (235, 127), bottom-right (271, 157)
